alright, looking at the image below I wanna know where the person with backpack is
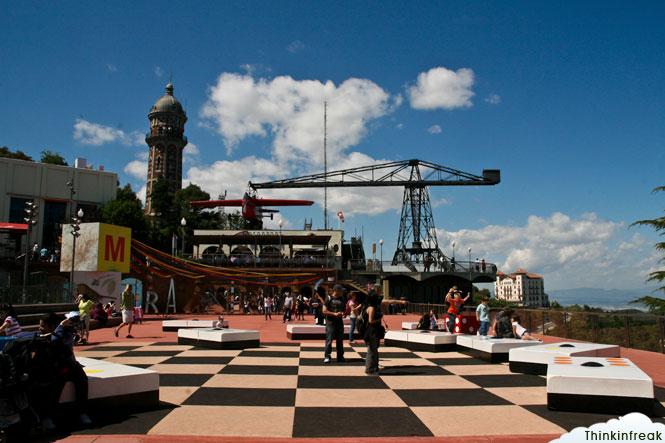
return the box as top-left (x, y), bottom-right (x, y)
top-left (364, 285), bottom-right (388, 375)
top-left (493, 309), bottom-right (515, 338)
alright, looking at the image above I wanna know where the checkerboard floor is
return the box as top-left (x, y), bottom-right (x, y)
top-left (74, 341), bottom-right (665, 438)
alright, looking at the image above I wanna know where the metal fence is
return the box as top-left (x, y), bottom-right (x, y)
top-left (399, 303), bottom-right (665, 354)
top-left (0, 285), bottom-right (72, 305)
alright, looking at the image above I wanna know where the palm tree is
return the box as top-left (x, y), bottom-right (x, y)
top-left (630, 186), bottom-right (665, 314)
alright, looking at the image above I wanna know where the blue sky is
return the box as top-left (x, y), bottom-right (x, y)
top-left (1, 1), bottom-right (664, 291)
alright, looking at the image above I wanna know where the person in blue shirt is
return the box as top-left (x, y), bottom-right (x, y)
top-left (476, 296), bottom-right (490, 336)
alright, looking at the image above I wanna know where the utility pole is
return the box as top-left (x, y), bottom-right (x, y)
top-left (323, 100), bottom-right (328, 230)
top-left (70, 209), bottom-right (83, 300)
top-left (22, 201), bottom-right (38, 304)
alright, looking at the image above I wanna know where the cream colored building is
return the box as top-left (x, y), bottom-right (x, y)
top-left (495, 268), bottom-right (548, 307)
top-left (0, 157), bottom-right (117, 252)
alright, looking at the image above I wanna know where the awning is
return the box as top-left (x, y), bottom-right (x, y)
top-left (0, 223), bottom-right (28, 232)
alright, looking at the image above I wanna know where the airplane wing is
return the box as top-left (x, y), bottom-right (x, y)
top-left (254, 199), bottom-right (314, 207)
top-left (190, 199), bottom-right (243, 208)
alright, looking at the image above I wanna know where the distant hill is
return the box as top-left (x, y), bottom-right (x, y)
top-left (548, 287), bottom-right (658, 311)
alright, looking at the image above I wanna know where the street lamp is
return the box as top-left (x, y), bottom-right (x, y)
top-left (180, 217), bottom-right (187, 257)
top-left (69, 208), bottom-right (84, 300)
top-left (468, 247), bottom-right (472, 297)
top-left (22, 201), bottom-right (38, 304)
top-left (278, 219), bottom-right (283, 267)
top-left (451, 241), bottom-right (456, 261)
top-left (379, 239), bottom-right (384, 272)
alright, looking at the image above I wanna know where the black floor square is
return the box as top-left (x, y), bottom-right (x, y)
top-left (84, 346), bottom-right (140, 351)
top-left (395, 388), bottom-right (511, 406)
top-left (183, 387), bottom-right (296, 406)
top-left (159, 374), bottom-right (214, 387)
top-left (427, 357), bottom-right (488, 366)
top-left (118, 350), bottom-right (184, 357)
top-left (463, 374), bottom-right (546, 388)
top-left (358, 352), bottom-right (419, 359)
top-left (298, 375), bottom-right (388, 389)
top-left (73, 403), bottom-right (175, 435)
top-left (300, 347), bottom-right (355, 353)
top-left (261, 342), bottom-right (303, 347)
top-left (239, 350), bottom-right (300, 358)
top-left (299, 358), bottom-right (365, 366)
top-left (293, 407), bottom-right (432, 437)
top-left (378, 365), bottom-right (451, 376)
top-left (522, 405), bottom-right (623, 431)
top-left (151, 342), bottom-right (180, 346)
top-left (161, 356), bottom-right (234, 365)
top-left (220, 365), bottom-right (298, 375)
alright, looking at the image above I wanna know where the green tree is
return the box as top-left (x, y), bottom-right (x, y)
top-left (40, 150), bottom-right (68, 165)
top-left (100, 184), bottom-right (148, 241)
top-left (0, 146), bottom-right (33, 161)
top-left (631, 185), bottom-right (665, 314)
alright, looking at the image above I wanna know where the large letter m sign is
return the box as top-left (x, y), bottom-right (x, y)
top-left (105, 235), bottom-right (125, 262)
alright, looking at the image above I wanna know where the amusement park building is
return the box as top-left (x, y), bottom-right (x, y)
top-left (0, 157), bottom-right (117, 256)
top-left (495, 268), bottom-right (549, 307)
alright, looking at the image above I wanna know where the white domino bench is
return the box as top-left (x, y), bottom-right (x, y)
top-left (178, 328), bottom-right (260, 349)
top-left (60, 357), bottom-right (159, 410)
top-left (384, 330), bottom-right (457, 352)
top-left (509, 341), bottom-right (620, 375)
top-left (286, 323), bottom-right (359, 340)
top-left (163, 319), bottom-right (229, 331)
top-left (456, 335), bottom-right (542, 363)
top-left (401, 322), bottom-right (419, 330)
top-left (547, 356), bottom-right (655, 416)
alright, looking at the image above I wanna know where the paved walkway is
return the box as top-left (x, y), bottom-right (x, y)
top-left (56, 313), bottom-right (665, 443)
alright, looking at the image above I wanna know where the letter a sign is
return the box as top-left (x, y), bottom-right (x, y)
top-left (98, 223), bottom-right (131, 273)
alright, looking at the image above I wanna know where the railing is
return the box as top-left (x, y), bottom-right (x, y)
top-left (395, 303), bottom-right (665, 354)
top-left (194, 253), bottom-right (341, 269)
top-left (0, 285), bottom-right (72, 305)
top-left (359, 259), bottom-right (497, 274)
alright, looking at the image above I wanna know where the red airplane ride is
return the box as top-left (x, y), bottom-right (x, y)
top-left (190, 192), bottom-right (314, 229)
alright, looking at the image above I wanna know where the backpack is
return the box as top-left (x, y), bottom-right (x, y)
top-left (495, 315), bottom-right (514, 338)
top-left (356, 304), bottom-right (369, 338)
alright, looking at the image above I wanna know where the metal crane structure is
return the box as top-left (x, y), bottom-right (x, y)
top-left (250, 159), bottom-right (500, 268)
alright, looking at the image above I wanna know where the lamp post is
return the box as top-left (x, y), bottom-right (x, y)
top-left (379, 239), bottom-right (384, 273)
top-left (278, 219), bottom-right (283, 267)
top-left (468, 247), bottom-right (472, 297)
top-left (69, 208), bottom-right (83, 300)
top-left (22, 201), bottom-right (38, 304)
top-left (180, 217), bottom-right (187, 257)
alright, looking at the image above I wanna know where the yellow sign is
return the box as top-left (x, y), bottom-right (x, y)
top-left (97, 223), bottom-right (132, 273)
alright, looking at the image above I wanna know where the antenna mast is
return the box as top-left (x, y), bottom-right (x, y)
top-left (323, 100), bottom-right (328, 230)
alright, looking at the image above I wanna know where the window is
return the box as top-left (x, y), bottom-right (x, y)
top-left (9, 197), bottom-right (32, 223)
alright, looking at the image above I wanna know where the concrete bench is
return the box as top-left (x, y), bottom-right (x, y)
top-left (163, 319), bottom-right (229, 331)
top-left (456, 336), bottom-right (542, 363)
top-left (60, 357), bottom-right (159, 410)
top-left (384, 330), bottom-right (457, 352)
top-left (286, 324), bottom-right (359, 340)
top-left (547, 356), bottom-right (655, 416)
top-left (178, 328), bottom-right (260, 349)
top-left (509, 341), bottom-right (620, 375)
top-left (401, 322), bottom-right (419, 330)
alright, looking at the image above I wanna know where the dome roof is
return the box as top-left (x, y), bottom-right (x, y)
top-left (149, 83), bottom-right (186, 116)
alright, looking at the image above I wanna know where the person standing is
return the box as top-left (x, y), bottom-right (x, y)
top-left (364, 287), bottom-right (388, 375)
top-left (115, 284), bottom-right (135, 338)
top-left (323, 284), bottom-right (346, 363)
top-left (76, 293), bottom-right (95, 344)
top-left (283, 292), bottom-right (294, 322)
top-left (346, 291), bottom-right (361, 344)
top-left (264, 294), bottom-right (273, 320)
top-left (476, 296), bottom-right (490, 336)
top-left (445, 287), bottom-right (470, 332)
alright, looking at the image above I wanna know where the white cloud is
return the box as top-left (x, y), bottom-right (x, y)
top-left (184, 142), bottom-right (199, 157)
top-left (485, 93), bottom-right (501, 105)
top-left (124, 160), bottom-right (148, 180)
top-left (552, 412), bottom-right (665, 443)
top-left (436, 212), bottom-right (657, 290)
top-left (154, 66), bottom-right (163, 78)
top-left (73, 119), bottom-right (144, 146)
top-left (409, 67), bottom-right (475, 110)
top-left (106, 63), bottom-right (117, 72)
top-left (428, 124), bottom-right (442, 134)
top-left (136, 184), bottom-right (146, 205)
top-left (396, 123), bottom-right (404, 130)
top-left (286, 40), bottom-right (305, 53)
top-left (200, 73), bottom-right (391, 165)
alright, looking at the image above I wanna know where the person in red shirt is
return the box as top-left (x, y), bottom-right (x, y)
top-left (445, 287), bottom-right (470, 332)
